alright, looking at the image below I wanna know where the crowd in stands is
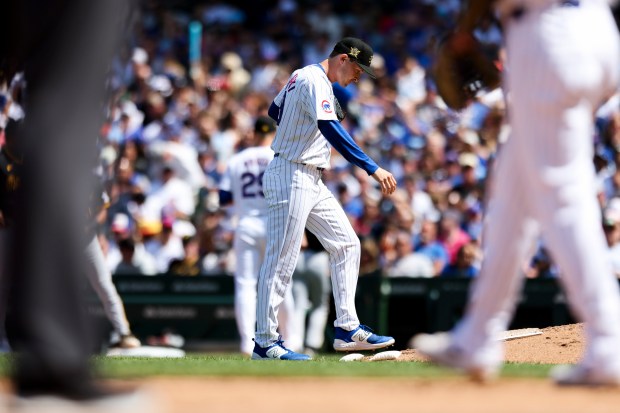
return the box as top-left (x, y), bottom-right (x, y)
top-left (7, 0), bottom-right (620, 279)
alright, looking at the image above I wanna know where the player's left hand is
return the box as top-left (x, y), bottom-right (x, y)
top-left (371, 167), bottom-right (397, 195)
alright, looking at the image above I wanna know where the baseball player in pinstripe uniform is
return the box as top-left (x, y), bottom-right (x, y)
top-left (252, 37), bottom-right (397, 360)
top-left (415, 0), bottom-right (620, 386)
top-left (219, 116), bottom-right (296, 356)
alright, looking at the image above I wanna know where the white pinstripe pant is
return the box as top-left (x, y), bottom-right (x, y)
top-left (255, 156), bottom-right (361, 346)
top-left (452, 0), bottom-right (620, 370)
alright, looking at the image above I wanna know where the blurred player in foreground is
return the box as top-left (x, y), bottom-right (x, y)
top-left (415, 0), bottom-right (620, 386)
top-left (1, 0), bottom-right (154, 410)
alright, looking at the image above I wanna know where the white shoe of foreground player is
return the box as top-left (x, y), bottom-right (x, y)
top-left (551, 364), bottom-right (620, 387)
top-left (412, 332), bottom-right (498, 383)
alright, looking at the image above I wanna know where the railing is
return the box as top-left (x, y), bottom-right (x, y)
top-left (87, 273), bottom-right (579, 351)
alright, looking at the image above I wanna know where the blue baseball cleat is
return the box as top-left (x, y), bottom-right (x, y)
top-left (333, 325), bottom-right (395, 351)
top-left (251, 338), bottom-right (312, 360)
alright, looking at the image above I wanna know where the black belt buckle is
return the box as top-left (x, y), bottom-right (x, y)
top-left (301, 161), bottom-right (324, 172)
top-left (274, 153), bottom-right (280, 157)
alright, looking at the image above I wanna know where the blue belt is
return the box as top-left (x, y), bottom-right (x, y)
top-left (510, 0), bottom-right (579, 20)
top-left (273, 153), bottom-right (325, 171)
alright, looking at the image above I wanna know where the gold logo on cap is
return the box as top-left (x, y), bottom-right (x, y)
top-left (349, 47), bottom-right (360, 58)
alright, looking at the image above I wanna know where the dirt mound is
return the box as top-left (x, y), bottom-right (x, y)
top-left (400, 323), bottom-right (585, 364)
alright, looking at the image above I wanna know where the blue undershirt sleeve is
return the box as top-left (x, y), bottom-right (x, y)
top-left (268, 102), bottom-right (279, 122)
top-left (218, 190), bottom-right (233, 206)
top-left (317, 119), bottom-right (379, 175)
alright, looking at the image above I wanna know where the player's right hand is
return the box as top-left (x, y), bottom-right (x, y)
top-left (371, 167), bottom-right (397, 195)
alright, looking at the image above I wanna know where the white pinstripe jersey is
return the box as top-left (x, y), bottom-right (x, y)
top-left (219, 146), bottom-right (274, 217)
top-left (270, 64), bottom-right (338, 168)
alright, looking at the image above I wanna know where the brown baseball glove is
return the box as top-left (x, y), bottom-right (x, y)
top-left (433, 32), bottom-right (501, 110)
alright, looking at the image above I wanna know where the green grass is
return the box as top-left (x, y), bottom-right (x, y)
top-left (0, 354), bottom-right (554, 380)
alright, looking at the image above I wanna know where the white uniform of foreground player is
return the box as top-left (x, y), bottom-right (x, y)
top-left (219, 117), bottom-right (295, 355)
top-left (415, 0), bottom-right (620, 386)
top-left (253, 37), bottom-right (397, 360)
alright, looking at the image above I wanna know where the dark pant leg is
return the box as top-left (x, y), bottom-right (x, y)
top-left (2, 0), bottom-right (130, 396)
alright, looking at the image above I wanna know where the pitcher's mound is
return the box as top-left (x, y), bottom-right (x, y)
top-left (402, 323), bottom-right (584, 364)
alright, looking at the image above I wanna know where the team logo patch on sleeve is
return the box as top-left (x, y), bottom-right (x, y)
top-left (321, 100), bottom-right (332, 113)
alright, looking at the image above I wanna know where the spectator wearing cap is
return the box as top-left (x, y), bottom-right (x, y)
top-left (353, 195), bottom-right (383, 238)
top-left (414, 218), bottom-right (449, 276)
top-left (395, 56), bottom-right (427, 106)
top-left (105, 101), bottom-right (145, 146)
top-left (114, 239), bottom-right (150, 275)
top-left (462, 201), bottom-right (484, 243)
top-left (106, 213), bottom-right (157, 275)
top-left (525, 243), bottom-right (560, 279)
top-left (402, 175), bottom-right (438, 236)
top-left (325, 165), bottom-right (363, 213)
top-left (219, 52), bottom-right (251, 97)
top-left (443, 151), bottom-right (463, 187)
top-left (143, 164), bottom-right (195, 222)
top-left (144, 215), bottom-right (184, 274)
top-left (335, 182), bottom-right (364, 220)
top-left (140, 93), bottom-right (168, 143)
top-left (198, 207), bottom-right (234, 275)
top-left (113, 156), bottom-right (136, 196)
top-left (455, 128), bottom-right (481, 153)
top-left (384, 229), bottom-right (434, 278)
top-left (451, 152), bottom-right (485, 203)
top-left (440, 241), bottom-right (481, 278)
top-left (118, 137), bottom-right (150, 176)
top-left (167, 236), bottom-right (202, 276)
top-left (208, 109), bottom-right (243, 171)
top-left (146, 122), bottom-right (207, 193)
top-left (438, 209), bottom-right (471, 265)
top-left (107, 173), bottom-right (150, 227)
top-left (105, 213), bottom-right (133, 273)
